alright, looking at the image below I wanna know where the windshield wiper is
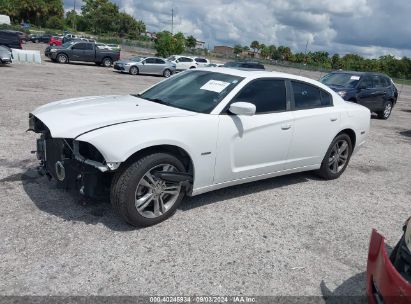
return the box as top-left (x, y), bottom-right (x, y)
top-left (145, 97), bottom-right (170, 105)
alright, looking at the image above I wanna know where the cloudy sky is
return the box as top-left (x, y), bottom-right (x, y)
top-left (63, 0), bottom-right (411, 58)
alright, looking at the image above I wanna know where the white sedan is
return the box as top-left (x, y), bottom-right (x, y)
top-left (29, 68), bottom-right (371, 227)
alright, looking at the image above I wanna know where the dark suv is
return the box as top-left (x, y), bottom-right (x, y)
top-left (320, 71), bottom-right (398, 119)
top-left (223, 61), bottom-right (265, 70)
top-left (0, 30), bottom-right (22, 49)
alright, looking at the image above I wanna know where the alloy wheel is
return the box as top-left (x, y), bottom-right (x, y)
top-left (328, 139), bottom-right (349, 173)
top-left (384, 103), bottom-right (392, 118)
top-left (134, 164), bottom-right (181, 219)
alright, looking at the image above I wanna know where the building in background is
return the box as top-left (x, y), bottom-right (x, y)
top-left (214, 45), bottom-right (234, 55)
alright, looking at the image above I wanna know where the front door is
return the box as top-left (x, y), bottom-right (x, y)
top-left (214, 78), bottom-right (294, 184)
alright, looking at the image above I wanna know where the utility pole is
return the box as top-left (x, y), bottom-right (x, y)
top-left (171, 8), bottom-right (174, 34)
top-left (73, 0), bottom-right (76, 30)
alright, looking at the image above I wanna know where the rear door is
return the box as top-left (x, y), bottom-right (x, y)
top-left (214, 78), bottom-right (294, 183)
top-left (286, 80), bottom-right (340, 168)
top-left (153, 58), bottom-right (166, 74)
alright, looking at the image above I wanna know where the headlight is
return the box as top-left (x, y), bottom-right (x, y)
top-left (50, 49), bottom-right (57, 52)
top-left (405, 218), bottom-right (411, 252)
top-left (337, 91), bottom-right (347, 97)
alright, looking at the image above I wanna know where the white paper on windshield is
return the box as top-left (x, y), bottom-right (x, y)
top-left (200, 80), bottom-right (230, 93)
top-left (350, 76), bottom-right (360, 80)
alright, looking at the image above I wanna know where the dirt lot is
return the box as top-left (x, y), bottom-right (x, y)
top-left (0, 43), bottom-right (410, 298)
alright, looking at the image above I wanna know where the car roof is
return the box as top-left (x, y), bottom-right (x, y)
top-left (197, 67), bottom-right (335, 92)
top-left (330, 70), bottom-right (389, 77)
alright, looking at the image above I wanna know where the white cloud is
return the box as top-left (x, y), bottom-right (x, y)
top-left (64, 0), bottom-right (411, 58)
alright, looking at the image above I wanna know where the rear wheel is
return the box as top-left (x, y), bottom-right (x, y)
top-left (111, 153), bottom-right (186, 227)
top-left (129, 66), bottom-right (139, 75)
top-left (163, 69), bottom-right (171, 78)
top-left (57, 54), bottom-right (68, 64)
top-left (377, 101), bottom-right (392, 120)
top-left (102, 57), bottom-right (113, 67)
top-left (318, 134), bottom-right (352, 180)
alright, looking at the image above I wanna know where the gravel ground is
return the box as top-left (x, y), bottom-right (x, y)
top-left (0, 43), bottom-right (410, 299)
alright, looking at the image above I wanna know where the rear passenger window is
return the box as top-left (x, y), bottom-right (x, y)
top-left (372, 75), bottom-right (385, 88)
top-left (292, 81), bottom-right (331, 110)
top-left (232, 79), bottom-right (286, 113)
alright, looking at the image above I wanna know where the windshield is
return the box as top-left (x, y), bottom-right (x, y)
top-left (223, 62), bottom-right (241, 67)
top-left (129, 56), bottom-right (143, 62)
top-left (62, 42), bottom-right (74, 48)
top-left (137, 70), bottom-right (244, 114)
top-left (167, 56), bottom-right (176, 61)
top-left (320, 73), bottom-right (360, 88)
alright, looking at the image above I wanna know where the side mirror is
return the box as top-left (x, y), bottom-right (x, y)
top-left (142, 61), bottom-right (145, 65)
top-left (229, 102), bottom-right (256, 116)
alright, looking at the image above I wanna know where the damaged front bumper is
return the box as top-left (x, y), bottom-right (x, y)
top-left (30, 115), bottom-right (119, 198)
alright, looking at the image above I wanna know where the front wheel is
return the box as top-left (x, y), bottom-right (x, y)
top-left (129, 66), bottom-right (139, 75)
top-left (377, 101), bottom-right (392, 120)
top-left (57, 54), bottom-right (68, 64)
top-left (318, 133), bottom-right (352, 180)
top-left (111, 153), bottom-right (186, 227)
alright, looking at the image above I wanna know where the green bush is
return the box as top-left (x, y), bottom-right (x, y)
top-left (46, 16), bottom-right (64, 30)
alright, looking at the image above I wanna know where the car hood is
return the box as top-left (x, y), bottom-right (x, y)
top-left (31, 95), bottom-right (197, 138)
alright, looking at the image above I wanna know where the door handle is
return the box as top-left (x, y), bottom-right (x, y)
top-left (330, 117), bottom-right (338, 122)
top-left (281, 124), bottom-right (292, 130)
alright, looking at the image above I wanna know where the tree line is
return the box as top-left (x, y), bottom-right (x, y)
top-left (0, 0), bottom-right (146, 39)
top-left (234, 41), bottom-right (411, 79)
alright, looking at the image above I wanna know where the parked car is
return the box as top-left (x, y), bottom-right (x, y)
top-left (223, 61), bottom-right (265, 70)
top-left (167, 55), bottom-right (197, 70)
top-left (205, 63), bottom-right (223, 67)
top-left (114, 56), bottom-right (176, 77)
top-left (367, 217), bottom-right (411, 303)
top-left (49, 36), bottom-right (63, 46)
top-left (30, 33), bottom-right (52, 43)
top-left (0, 45), bottom-right (13, 64)
top-left (45, 41), bottom-right (120, 67)
top-left (194, 57), bottom-right (210, 67)
top-left (320, 71), bottom-right (398, 119)
top-left (96, 43), bottom-right (121, 51)
top-left (0, 30), bottom-right (22, 49)
top-left (8, 30), bottom-right (28, 43)
top-left (29, 68), bottom-right (370, 227)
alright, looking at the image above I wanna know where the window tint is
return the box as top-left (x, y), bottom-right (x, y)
top-left (155, 58), bottom-right (165, 64)
top-left (179, 57), bottom-right (193, 62)
top-left (232, 79), bottom-right (286, 113)
top-left (292, 81), bottom-right (329, 110)
top-left (361, 76), bottom-right (374, 89)
top-left (195, 58), bottom-right (207, 63)
top-left (372, 75), bottom-right (385, 88)
top-left (73, 43), bottom-right (87, 50)
top-left (85, 43), bottom-right (94, 50)
top-left (145, 58), bottom-right (156, 64)
top-left (320, 91), bottom-right (333, 106)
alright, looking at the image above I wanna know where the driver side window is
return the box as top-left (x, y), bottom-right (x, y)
top-left (232, 79), bottom-right (286, 114)
top-left (360, 76), bottom-right (374, 89)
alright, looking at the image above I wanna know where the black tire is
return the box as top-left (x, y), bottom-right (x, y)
top-left (318, 133), bottom-right (352, 180)
top-left (129, 66), bottom-right (139, 75)
top-left (95, 62), bottom-right (101, 65)
top-left (377, 101), bottom-right (393, 120)
top-left (102, 57), bottom-right (113, 67)
top-left (57, 53), bottom-right (68, 64)
top-left (163, 69), bottom-right (172, 78)
top-left (111, 153), bottom-right (186, 227)
top-left (189, 66), bottom-right (196, 69)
